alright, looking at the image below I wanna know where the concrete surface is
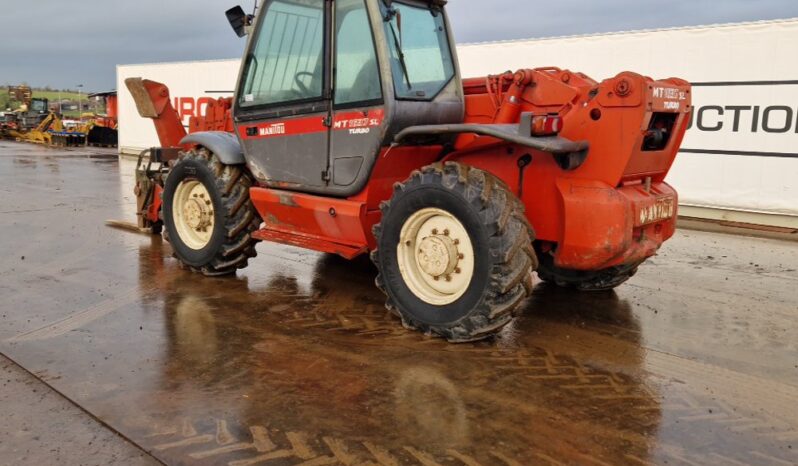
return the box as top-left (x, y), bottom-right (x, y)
top-left (0, 141), bottom-right (797, 466)
top-left (0, 354), bottom-right (160, 465)
top-left (678, 217), bottom-right (798, 243)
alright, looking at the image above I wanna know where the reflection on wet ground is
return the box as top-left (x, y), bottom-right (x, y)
top-left (1, 142), bottom-right (797, 465)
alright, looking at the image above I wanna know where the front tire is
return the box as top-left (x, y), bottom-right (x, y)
top-left (162, 148), bottom-right (261, 276)
top-left (372, 162), bottom-right (537, 342)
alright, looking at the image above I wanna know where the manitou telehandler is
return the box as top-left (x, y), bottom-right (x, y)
top-left (125, 0), bottom-right (691, 342)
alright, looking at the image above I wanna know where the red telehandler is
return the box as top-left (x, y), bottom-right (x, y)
top-left (125, 0), bottom-right (690, 342)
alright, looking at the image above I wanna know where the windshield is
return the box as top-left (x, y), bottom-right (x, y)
top-left (239, 0), bottom-right (325, 108)
top-left (381, 1), bottom-right (455, 100)
top-left (31, 100), bottom-right (47, 112)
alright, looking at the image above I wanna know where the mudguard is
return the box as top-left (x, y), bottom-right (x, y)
top-left (180, 131), bottom-right (245, 165)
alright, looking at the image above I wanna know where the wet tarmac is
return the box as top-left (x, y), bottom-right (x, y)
top-left (0, 354), bottom-right (159, 465)
top-left (1, 141), bottom-right (797, 466)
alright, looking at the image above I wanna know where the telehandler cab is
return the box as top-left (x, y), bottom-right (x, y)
top-left (126, 0), bottom-right (691, 342)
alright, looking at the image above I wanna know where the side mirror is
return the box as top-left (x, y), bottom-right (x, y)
top-left (226, 6), bottom-right (251, 38)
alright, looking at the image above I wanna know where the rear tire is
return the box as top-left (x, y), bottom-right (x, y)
top-left (535, 245), bottom-right (641, 291)
top-left (163, 148), bottom-right (261, 276)
top-left (372, 162), bottom-right (537, 342)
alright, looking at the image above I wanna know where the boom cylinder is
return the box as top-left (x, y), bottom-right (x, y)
top-left (494, 70), bottom-right (535, 124)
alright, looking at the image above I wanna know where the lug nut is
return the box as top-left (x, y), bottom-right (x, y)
top-left (455, 268), bottom-right (461, 274)
top-left (458, 253), bottom-right (465, 260)
top-left (454, 239), bottom-right (460, 245)
top-left (443, 229), bottom-right (450, 236)
top-left (432, 229), bottom-right (438, 235)
top-left (405, 240), bottom-right (411, 246)
top-left (433, 276), bottom-right (440, 281)
top-left (445, 275), bottom-right (452, 282)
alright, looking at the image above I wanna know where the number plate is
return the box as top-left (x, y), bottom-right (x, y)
top-left (637, 196), bottom-right (675, 226)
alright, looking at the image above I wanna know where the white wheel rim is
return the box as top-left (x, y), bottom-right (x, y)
top-left (397, 208), bottom-right (475, 305)
top-left (172, 180), bottom-right (215, 250)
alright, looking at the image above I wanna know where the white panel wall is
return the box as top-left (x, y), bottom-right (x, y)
top-left (117, 19), bottom-right (798, 223)
top-left (117, 59), bottom-right (240, 154)
top-left (457, 19), bottom-right (798, 219)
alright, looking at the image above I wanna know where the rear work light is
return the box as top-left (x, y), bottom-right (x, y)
top-left (521, 112), bottom-right (563, 137)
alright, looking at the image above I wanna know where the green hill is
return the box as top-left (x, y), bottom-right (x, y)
top-left (32, 90), bottom-right (84, 102)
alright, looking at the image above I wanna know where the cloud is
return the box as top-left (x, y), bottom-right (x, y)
top-left (1, 0), bottom-right (796, 91)
top-left (0, 0), bottom-right (249, 90)
top-left (447, 0), bottom-right (798, 43)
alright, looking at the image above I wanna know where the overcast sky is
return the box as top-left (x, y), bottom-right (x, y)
top-left (2, 0), bottom-right (797, 91)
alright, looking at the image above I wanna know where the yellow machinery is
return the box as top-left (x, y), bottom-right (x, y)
top-left (3, 86), bottom-right (116, 147)
top-left (7, 112), bottom-right (89, 147)
top-left (6, 86), bottom-right (50, 131)
top-left (8, 112), bottom-right (58, 144)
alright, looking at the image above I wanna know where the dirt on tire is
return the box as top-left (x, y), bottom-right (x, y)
top-left (372, 161), bottom-right (538, 342)
top-left (163, 148), bottom-right (261, 276)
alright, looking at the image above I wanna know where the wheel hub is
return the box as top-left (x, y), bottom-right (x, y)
top-left (417, 235), bottom-right (459, 279)
top-left (183, 195), bottom-right (212, 231)
top-left (397, 208), bottom-right (475, 306)
top-left (172, 180), bottom-right (215, 250)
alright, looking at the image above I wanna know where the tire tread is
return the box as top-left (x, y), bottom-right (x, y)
top-left (165, 148), bottom-right (260, 276)
top-left (372, 161), bottom-right (537, 342)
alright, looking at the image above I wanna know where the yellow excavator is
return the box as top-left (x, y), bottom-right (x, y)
top-left (6, 112), bottom-right (94, 147)
top-left (3, 86), bottom-right (89, 146)
top-left (6, 112), bottom-right (87, 146)
top-left (7, 112), bottom-right (61, 145)
top-left (5, 86), bottom-right (50, 132)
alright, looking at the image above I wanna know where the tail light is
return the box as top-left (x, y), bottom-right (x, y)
top-left (521, 112), bottom-right (562, 137)
top-left (531, 113), bottom-right (562, 136)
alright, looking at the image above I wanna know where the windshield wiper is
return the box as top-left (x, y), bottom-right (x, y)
top-left (387, 21), bottom-right (412, 90)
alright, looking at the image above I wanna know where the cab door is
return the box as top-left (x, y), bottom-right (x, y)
top-left (328, 0), bottom-right (386, 195)
top-left (234, 0), bottom-right (331, 189)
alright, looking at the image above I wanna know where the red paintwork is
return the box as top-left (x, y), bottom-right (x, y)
top-left (249, 145), bottom-right (441, 254)
top-left (252, 228), bottom-right (367, 259)
top-left (106, 95), bottom-right (118, 120)
top-left (248, 69), bottom-right (690, 271)
top-left (189, 98), bottom-right (234, 134)
top-left (445, 69), bottom-right (690, 269)
top-left (249, 187), bottom-right (369, 257)
top-left (238, 109), bottom-right (385, 140)
top-left (133, 79), bottom-right (190, 149)
top-left (147, 184), bottom-right (163, 225)
top-left (332, 109), bottom-right (385, 131)
top-left (137, 83), bottom-right (231, 226)
top-left (239, 114), bottom-right (326, 140)
top-left (350, 144), bottom-right (443, 249)
top-left (136, 65), bottom-right (691, 272)
top-left (85, 94), bottom-right (119, 129)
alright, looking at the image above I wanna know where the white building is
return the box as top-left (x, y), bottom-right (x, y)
top-left (118, 18), bottom-right (798, 229)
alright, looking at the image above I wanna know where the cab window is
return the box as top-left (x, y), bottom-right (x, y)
top-left (31, 100), bottom-right (47, 113)
top-left (240, 0), bottom-right (325, 108)
top-left (381, 1), bottom-right (455, 100)
top-left (334, 0), bottom-right (382, 107)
